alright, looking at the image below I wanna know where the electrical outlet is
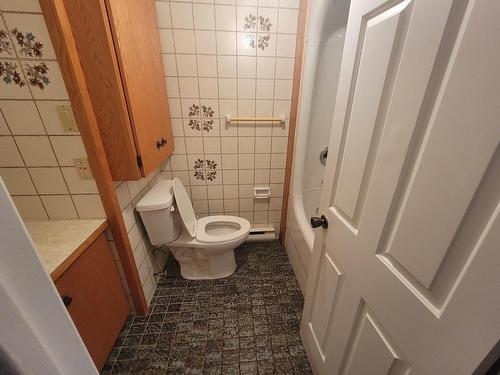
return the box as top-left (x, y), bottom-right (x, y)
top-left (74, 158), bottom-right (93, 180)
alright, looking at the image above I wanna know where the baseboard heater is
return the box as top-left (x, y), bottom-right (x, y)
top-left (246, 227), bottom-right (276, 242)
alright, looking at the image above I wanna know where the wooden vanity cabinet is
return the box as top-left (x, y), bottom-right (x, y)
top-left (54, 233), bottom-right (129, 370)
top-left (63, 0), bottom-right (174, 180)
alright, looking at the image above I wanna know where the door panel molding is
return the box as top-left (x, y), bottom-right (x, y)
top-left (309, 250), bottom-right (344, 358)
top-left (339, 301), bottom-right (410, 375)
top-left (378, 149), bottom-right (500, 315)
top-left (333, 0), bottom-right (413, 224)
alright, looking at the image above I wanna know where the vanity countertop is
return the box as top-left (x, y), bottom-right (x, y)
top-left (25, 219), bottom-right (108, 280)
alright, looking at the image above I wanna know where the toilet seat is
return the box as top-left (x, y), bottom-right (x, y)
top-left (172, 178), bottom-right (197, 237)
top-left (196, 215), bottom-right (251, 244)
top-left (173, 178), bottom-right (251, 245)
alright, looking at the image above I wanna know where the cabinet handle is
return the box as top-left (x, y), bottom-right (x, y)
top-left (156, 138), bottom-right (168, 149)
top-left (62, 295), bottom-right (72, 307)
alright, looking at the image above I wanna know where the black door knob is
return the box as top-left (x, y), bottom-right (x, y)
top-left (310, 215), bottom-right (328, 229)
top-left (62, 295), bottom-right (72, 307)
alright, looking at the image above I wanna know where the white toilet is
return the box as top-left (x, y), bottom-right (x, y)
top-left (136, 178), bottom-right (250, 280)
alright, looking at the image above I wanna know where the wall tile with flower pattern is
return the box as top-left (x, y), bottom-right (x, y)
top-left (193, 158), bottom-right (218, 181)
top-left (0, 29), bottom-right (14, 57)
top-left (11, 28), bottom-right (44, 58)
top-left (187, 102), bottom-right (216, 133)
top-left (3, 13), bottom-right (56, 59)
top-left (0, 60), bottom-right (25, 87)
top-left (243, 13), bottom-right (273, 51)
top-left (0, 59), bottom-right (31, 99)
top-left (24, 61), bottom-right (49, 89)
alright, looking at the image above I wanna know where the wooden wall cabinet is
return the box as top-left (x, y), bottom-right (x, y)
top-left (63, 0), bottom-right (174, 180)
top-left (55, 233), bottom-right (129, 370)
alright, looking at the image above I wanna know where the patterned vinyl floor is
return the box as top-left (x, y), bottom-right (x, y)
top-left (102, 241), bottom-right (312, 374)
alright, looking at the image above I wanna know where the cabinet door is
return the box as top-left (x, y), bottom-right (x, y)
top-left (105, 0), bottom-right (174, 176)
top-left (63, 0), bottom-right (142, 180)
top-left (55, 233), bottom-right (129, 370)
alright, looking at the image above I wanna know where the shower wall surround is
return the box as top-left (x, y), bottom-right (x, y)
top-left (0, 0), bottom-right (105, 220)
top-left (154, 0), bottom-right (299, 232)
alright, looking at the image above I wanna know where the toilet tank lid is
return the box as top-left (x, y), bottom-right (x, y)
top-left (136, 180), bottom-right (174, 212)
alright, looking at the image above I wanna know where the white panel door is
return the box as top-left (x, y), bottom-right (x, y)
top-left (300, 0), bottom-right (500, 374)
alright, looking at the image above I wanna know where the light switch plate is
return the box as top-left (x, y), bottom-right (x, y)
top-left (56, 105), bottom-right (78, 132)
top-left (74, 158), bottom-right (93, 180)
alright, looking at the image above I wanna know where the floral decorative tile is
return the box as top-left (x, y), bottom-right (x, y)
top-left (0, 58), bottom-right (67, 98)
top-left (186, 102), bottom-right (216, 133)
top-left (0, 59), bottom-right (31, 99)
top-left (202, 104), bottom-right (214, 118)
top-left (23, 60), bottom-right (68, 100)
top-left (188, 118), bottom-right (201, 131)
top-left (205, 159), bottom-right (217, 181)
top-left (243, 13), bottom-right (273, 51)
top-left (24, 61), bottom-right (49, 89)
top-left (0, 29), bottom-right (15, 57)
top-left (10, 27), bottom-right (44, 58)
top-left (257, 33), bottom-right (272, 50)
top-left (0, 60), bottom-right (24, 87)
top-left (244, 13), bottom-right (257, 31)
top-left (202, 118), bottom-right (214, 132)
top-left (192, 158), bottom-right (218, 181)
top-left (3, 13), bottom-right (56, 60)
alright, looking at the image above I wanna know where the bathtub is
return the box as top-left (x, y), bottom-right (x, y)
top-left (285, 0), bottom-right (350, 292)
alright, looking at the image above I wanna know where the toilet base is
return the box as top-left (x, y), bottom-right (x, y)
top-left (170, 247), bottom-right (237, 280)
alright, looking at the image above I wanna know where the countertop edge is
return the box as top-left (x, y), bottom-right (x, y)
top-left (50, 220), bottom-right (109, 281)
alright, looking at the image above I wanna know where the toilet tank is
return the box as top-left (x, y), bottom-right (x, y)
top-left (136, 179), bottom-right (182, 245)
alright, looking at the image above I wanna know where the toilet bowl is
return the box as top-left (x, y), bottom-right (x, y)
top-left (136, 178), bottom-right (250, 280)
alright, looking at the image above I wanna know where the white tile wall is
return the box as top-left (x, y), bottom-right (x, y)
top-left (155, 0), bottom-right (298, 233)
top-left (1, 0), bottom-right (298, 313)
top-left (114, 167), bottom-right (170, 308)
top-left (0, 4), bottom-right (105, 220)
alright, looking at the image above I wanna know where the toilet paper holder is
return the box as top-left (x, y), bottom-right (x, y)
top-left (254, 187), bottom-right (271, 199)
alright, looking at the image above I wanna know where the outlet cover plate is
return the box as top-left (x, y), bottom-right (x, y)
top-left (57, 105), bottom-right (78, 132)
top-left (74, 158), bottom-right (93, 180)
